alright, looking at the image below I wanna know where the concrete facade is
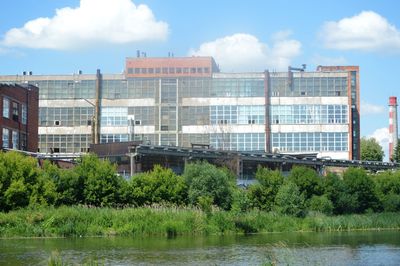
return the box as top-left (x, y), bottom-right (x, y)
top-left (0, 57), bottom-right (360, 160)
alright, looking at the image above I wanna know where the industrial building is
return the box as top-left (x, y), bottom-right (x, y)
top-left (0, 83), bottom-right (39, 152)
top-left (0, 56), bottom-right (360, 160)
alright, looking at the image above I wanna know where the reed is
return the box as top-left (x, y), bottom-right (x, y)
top-left (1, 206), bottom-right (400, 238)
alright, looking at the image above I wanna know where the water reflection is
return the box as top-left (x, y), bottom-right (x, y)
top-left (1, 231), bottom-right (400, 265)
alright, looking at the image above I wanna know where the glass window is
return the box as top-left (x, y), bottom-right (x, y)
top-left (12, 131), bottom-right (19, 149)
top-left (22, 104), bottom-right (27, 124)
top-left (2, 128), bottom-right (9, 148)
top-left (3, 98), bottom-right (9, 118)
top-left (21, 133), bottom-right (27, 151)
top-left (12, 102), bottom-right (19, 122)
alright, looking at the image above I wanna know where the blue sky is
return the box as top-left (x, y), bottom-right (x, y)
top-left (1, 0), bottom-right (399, 157)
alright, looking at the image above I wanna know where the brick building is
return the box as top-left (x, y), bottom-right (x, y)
top-left (0, 83), bottom-right (39, 152)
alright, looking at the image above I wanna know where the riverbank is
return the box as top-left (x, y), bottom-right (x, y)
top-left (1, 206), bottom-right (400, 238)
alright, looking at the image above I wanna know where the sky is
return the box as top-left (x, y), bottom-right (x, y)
top-left (0, 0), bottom-right (399, 158)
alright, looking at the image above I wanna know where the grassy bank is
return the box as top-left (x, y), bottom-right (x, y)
top-left (1, 206), bottom-right (400, 238)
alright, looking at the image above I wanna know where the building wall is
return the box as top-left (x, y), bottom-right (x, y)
top-left (0, 59), bottom-right (360, 159)
top-left (0, 83), bottom-right (38, 152)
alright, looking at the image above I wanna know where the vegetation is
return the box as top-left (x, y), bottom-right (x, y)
top-left (1, 150), bottom-right (400, 238)
top-left (360, 137), bottom-right (384, 161)
top-left (1, 206), bottom-right (400, 238)
top-left (393, 140), bottom-right (400, 162)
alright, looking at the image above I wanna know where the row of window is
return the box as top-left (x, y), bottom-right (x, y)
top-left (2, 128), bottom-right (27, 150)
top-left (210, 105), bottom-right (265, 125)
top-left (38, 134), bottom-right (92, 153)
top-left (39, 107), bottom-right (94, 127)
top-left (270, 105), bottom-right (348, 124)
top-left (211, 133), bottom-right (265, 151)
top-left (28, 76), bottom-right (350, 100)
top-left (271, 132), bottom-right (348, 152)
top-left (38, 131), bottom-right (351, 154)
top-left (35, 80), bottom-right (96, 99)
top-left (127, 67), bottom-right (210, 75)
top-left (3, 97), bottom-right (27, 124)
top-left (270, 77), bottom-right (348, 97)
top-left (40, 104), bottom-right (349, 130)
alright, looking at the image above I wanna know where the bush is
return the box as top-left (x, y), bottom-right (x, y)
top-left (0, 151), bottom-right (45, 211)
top-left (184, 161), bottom-right (235, 210)
top-left (322, 172), bottom-right (355, 214)
top-left (274, 181), bottom-right (305, 217)
top-left (343, 168), bottom-right (380, 213)
top-left (308, 195), bottom-right (333, 215)
top-left (382, 194), bottom-right (400, 212)
top-left (129, 165), bottom-right (187, 206)
top-left (248, 167), bottom-right (283, 211)
top-left (288, 166), bottom-right (322, 200)
top-left (74, 154), bottom-right (125, 207)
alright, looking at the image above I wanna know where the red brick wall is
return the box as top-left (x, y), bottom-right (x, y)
top-left (0, 84), bottom-right (39, 152)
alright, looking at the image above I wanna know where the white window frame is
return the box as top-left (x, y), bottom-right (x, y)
top-left (22, 104), bottom-right (27, 125)
top-left (2, 128), bottom-right (9, 148)
top-left (12, 131), bottom-right (19, 149)
top-left (3, 97), bottom-right (9, 118)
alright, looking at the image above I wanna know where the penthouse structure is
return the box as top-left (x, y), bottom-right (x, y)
top-left (0, 56), bottom-right (360, 160)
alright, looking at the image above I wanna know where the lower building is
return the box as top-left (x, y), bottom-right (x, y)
top-left (0, 83), bottom-right (39, 152)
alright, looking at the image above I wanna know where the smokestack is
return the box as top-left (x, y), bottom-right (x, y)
top-left (389, 96), bottom-right (398, 161)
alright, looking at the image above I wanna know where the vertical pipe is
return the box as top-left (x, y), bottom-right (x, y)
top-left (95, 69), bottom-right (102, 144)
top-left (389, 96), bottom-right (398, 160)
top-left (264, 70), bottom-right (271, 153)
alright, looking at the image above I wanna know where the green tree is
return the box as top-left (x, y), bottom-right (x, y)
top-left (248, 167), bottom-right (284, 211)
top-left (343, 167), bottom-right (380, 213)
top-left (184, 161), bottom-right (235, 210)
top-left (322, 172), bottom-right (357, 214)
top-left (393, 140), bottom-right (400, 162)
top-left (274, 181), bottom-right (305, 217)
top-left (308, 195), bottom-right (334, 215)
top-left (44, 161), bottom-right (84, 206)
top-left (0, 151), bottom-right (41, 211)
top-left (74, 154), bottom-right (125, 207)
top-left (360, 137), bottom-right (384, 161)
top-left (129, 165), bottom-right (187, 206)
top-left (288, 166), bottom-right (322, 201)
top-left (374, 170), bottom-right (400, 212)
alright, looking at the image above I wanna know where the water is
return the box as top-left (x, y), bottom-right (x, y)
top-left (1, 231), bottom-right (400, 265)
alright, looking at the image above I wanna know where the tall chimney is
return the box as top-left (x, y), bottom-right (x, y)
top-left (389, 96), bottom-right (398, 160)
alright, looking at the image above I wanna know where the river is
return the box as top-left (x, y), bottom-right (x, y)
top-left (1, 231), bottom-right (400, 265)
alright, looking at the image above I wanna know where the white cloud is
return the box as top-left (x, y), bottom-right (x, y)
top-left (311, 54), bottom-right (347, 66)
top-left (368, 127), bottom-right (390, 160)
top-left (361, 101), bottom-right (385, 115)
top-left (320, 11), bottom-right (400, 52)
top-left (189, 32), bottom-right (301, 72)
top-left (1, 0), bottom-right (168, 50)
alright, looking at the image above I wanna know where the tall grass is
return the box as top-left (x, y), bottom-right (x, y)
top-left (1, 206), bottom-right (400, 238)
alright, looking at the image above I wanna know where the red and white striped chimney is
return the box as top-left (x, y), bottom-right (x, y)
top-left (389, 96), bottom-right (398, 160)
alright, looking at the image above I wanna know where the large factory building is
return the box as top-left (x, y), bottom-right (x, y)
top-left (0, 56), bottom-right (360, 160)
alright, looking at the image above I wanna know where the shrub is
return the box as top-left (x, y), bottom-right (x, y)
top-left (308, 195), bottom-right (333, 215)
top-left (274, 181), bottom-right (305, 217)
top-left (343, 168), bottom-right (380, 213)
top-left (184, 161), bottom-right (235, 210)
top-left (129, 165), bottom-right (187, 206)
top-left (382, 194), bottom-right (400, 212)
top-left (73, 154), bottom-right (124, 207)
top-left (288, 166), bottom-right (322, 200)
top-left (248, 167), bottom-right (283, 211)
